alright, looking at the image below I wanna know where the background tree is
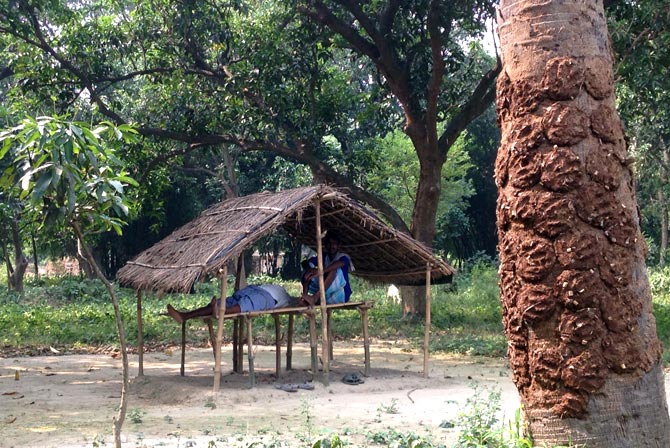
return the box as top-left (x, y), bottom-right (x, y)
top-left (608, 0), bottom-right (670, 267)
top-left (0, 117), bottom-right (138, 448)
top-left (0, 1), bottom-right (500, 314)
top-left (496, 0), bottom-right (670, 445)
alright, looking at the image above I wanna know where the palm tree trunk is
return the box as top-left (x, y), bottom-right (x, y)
top-left (496, 0), bottom-right (670, 446)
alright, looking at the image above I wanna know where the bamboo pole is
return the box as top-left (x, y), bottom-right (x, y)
top-left (180, 320), bottom-right (187, 376)
top-left (136, 290), bottom-right (144, 377)
top-left (233, 319), bottom-right (239, 373)
top-left (327, 309), bottom-right (334, 361)
top-left (247, 316), bottom-right (255, 387)
top-left (287, 314), bottom-right (294, 370)
top-left (315, 200), bottom-right (330, 384)
top-left (274, 314), bottom-right (281, 378)
top-left (236, 318), bottom-right (244, 372)
top-left (359, 304), bottom-right (371, 376)
top-left (213, 265), bottom-right (228, 393)
top-left (423, 263), bottom-right (431, 378)
top-left (307, 309), bottom-right (318, 379)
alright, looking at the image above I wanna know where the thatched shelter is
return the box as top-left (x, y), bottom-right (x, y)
top-left (116, 185), bottom-right (455, 389)
top-left (117, 185), bottom-right (454, 292)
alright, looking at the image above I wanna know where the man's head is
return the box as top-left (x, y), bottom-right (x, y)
top-left (324, 230), bottom-right (341, 256)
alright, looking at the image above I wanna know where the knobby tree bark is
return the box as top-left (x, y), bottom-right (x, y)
top-left (496, 0), bottom-right (670, 446)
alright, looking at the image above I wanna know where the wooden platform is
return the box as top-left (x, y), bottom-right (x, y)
top-left (176, 300), bottom-right (374, 387)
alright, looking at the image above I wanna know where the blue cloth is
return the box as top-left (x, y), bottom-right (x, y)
top-left (307, 268), bottom-right (347, 304)
top-left (220, 285), bottom-right (277, 313)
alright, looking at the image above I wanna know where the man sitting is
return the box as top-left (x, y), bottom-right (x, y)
top-left (300, 230), bottom-right (353, 306)
top-left (167, 284), bottom-right (291, 323)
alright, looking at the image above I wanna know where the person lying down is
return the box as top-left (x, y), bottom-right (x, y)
top-left (167, 284), bottom-right (291, 323)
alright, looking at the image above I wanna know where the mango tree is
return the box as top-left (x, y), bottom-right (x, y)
top-left (0, 116), bottom-right (138, 448)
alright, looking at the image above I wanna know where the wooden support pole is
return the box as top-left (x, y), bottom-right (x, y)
top-left (423, 264), bottom-right (432, 378)
top-left (315, 200), bottom-right (330, 385)
top-left (307, 309), bottom-right (318, 379)
top-left (327, 309), bottom-right (334, 361)
top-left (233, 318), bottom-right (239, 373)
top-left (247, 316), bottom-right (255, 388)
top-left (213, 266), bottom-right (228, 393)
top-left (359, 304), bottom-right (371, 377)
top-left (180, 321), bottom-right (186, 376)
top-left (206, 319), bottom-right (216, 358)
top-left (236, 318), bottom-right (244, 373)
top-left (136, 290), bottom-right (144, 377)
top-left (287, 314), bottom-right (294, 370)
top-left (274, 314), bottom-right (281, 378)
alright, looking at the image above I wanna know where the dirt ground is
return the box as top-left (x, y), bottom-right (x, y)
top-left (2, 341), bottom-right (520, 448)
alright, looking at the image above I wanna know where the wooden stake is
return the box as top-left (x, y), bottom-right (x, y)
top-left (287, 314), bottom-right (294, 370)
top-left (274, 314), bottom-right (281, 378)
top-left (213, 266), bottom-right (228, 393)
top-left (359, 303), bottom-right (371, 376)
top-left (307, 309), bottom-right (318, 379)
top-left (423, 263), bottom-right (431, 378)
top-left (136, 290), bottom-right (144, 377)
top-left (247, 316), bottom-right (255, 387)
top-left (180, 320), bottom-right (186, 376)
top-left (315, 200), bottom-right (330, 384)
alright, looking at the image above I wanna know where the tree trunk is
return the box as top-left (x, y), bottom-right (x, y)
top-left (496, 1), bottom-right (670, 446)
top-left (31, 232), bottom-right (39, 281)
top-left (71, 221), bottom-right (129, 448)
top-left (402, 139), bottom-right (445, 316)
top-left (76, 238), bottom-right (96, 279)
top-left (9, 216), bottom-right (28, 293)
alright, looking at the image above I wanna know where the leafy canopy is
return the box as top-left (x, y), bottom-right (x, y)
top-left (0, 116), bottom-right (138, 235)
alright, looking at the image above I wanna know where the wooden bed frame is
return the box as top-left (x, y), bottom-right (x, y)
top-left (175, 300), bottom-right (374, 387)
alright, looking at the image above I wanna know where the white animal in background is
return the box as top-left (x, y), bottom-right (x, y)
top-left (386, 284), bottom-right (401, 303)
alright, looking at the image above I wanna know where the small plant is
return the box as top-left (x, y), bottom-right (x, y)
top-left (128, 407), bottom-right (144, 424)
top-left (377, 398), bottom-right (400, 415)
top-left (454, 386), bottom-right (504, 447)
top-left (365, 428), bottom-right (441, 448)
top-left (205, 398), bottom-right (217, 409)
top-left (312, 433), bottom-right (346, 448)
top-left (300, 397), bottom-right (315, 441)
top-left (91, 434), bottom-right (106, 447)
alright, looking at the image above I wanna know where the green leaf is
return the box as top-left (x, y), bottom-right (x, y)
top-left (32, 171), bottom-right (53, 200)
top-left (0, 138), bottom-right (12, 160)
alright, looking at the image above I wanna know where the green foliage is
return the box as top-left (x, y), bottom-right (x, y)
top-left (365, 428), bottom-right (444, 448)
top-left (128, 407), bottom-right (144, 424)
top-left (453, 387), bottom-right (533, 448)
top-left (649, 266), bottom-right (670, 363)
top-left (0, 116), bottom-right (138, 235)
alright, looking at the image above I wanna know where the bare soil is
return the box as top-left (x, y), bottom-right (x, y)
top-left (2, 341), bottom-right (520, 448)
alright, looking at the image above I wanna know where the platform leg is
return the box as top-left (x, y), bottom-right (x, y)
top-left (359, 305), bottom-right (371, 377)
top-left (287, 314), bottom-right (294, 370)
top-left (274, 314), bottom-right (281, 378)
top-left (246, 316), bottom-right (255, 388)
top-left (327, 309), bottom-right (334, 361)
top-left (180, 321), bottom-right (186, 376)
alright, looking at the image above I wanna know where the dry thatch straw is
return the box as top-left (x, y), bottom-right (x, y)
top-left (116, 185), bottom-right (455, 293)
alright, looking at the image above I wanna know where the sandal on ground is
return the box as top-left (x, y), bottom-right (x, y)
top-left (275, 383), bottom-right (298, 392)
top-left (341, 372), bottom-right (365, 385)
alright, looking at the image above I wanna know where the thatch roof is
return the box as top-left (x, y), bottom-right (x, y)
top-left (116, 185), bottom-right (455, 293)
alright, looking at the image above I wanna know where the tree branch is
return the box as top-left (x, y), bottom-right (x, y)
top-left (437, 57), bottom-right (502, 155)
